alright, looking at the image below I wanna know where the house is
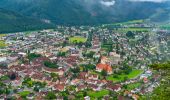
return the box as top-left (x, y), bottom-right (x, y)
top-left (88, 84), bottom-right (101, 91)
top-left (11, 77), bottom-right (22, 87)
top-left (56, 96), bottom-right (63, 100)
top-left (84, 96), bottom-right (90, 100)
top-left (100, 56), bottom-right (109, 64)
top-left (88, 74), bottom-right (98, 80)
top-left (47, 82), bottom-right (55, 88)
top-left (26, 93), bottom-right (34, 100)
top-left (42, 67), bottom-right (64, 76)
top-left (96, 56), bottom-right (113, 74)
top-left (68, 95), bottom-right (75, 100)
top-left (59, 77), bottom-right (68, 84)
top-left (76, 85), bottom-right (87, 91)
top-left (70, 79), bottom-right (80, 85)
top-left (143, 77), bottom-right (148, 83)
top-left (107, 84), bottom-right (121, 92)
top-left (86, 79), bottom-right (97, 85)
top-left (96, 63), bottom-right (112, 74)
top-left (31, 73), bottom-right (44, 82)
top-left (78, 72), bottom-right (88, 79)
top-left (145, 70), bottom-right (152, 76)
top-left (109, 52), bottom-right (121, 65)
top-left (96, 80), bottom-right (105, 87)
top-left (1, 56), bottom-right (19, 68)
top-left (132, 94), bottom-right (139, 100)
top-left (44, 76), bottom-right (53, 83)
top-left (53, 84), bottom-right (65, 91)
top-left (140, 74), bottom-right (149, 79)
top-left (124, 90), bottom-right (131, 96)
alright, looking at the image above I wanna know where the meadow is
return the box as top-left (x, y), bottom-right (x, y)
top-left (69, 36), bottom-right (87, 43)
top-left (107, 70), bottom-right (143, 82)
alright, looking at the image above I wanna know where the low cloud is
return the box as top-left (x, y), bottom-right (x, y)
top-left (100, 0), bottom-right (116, 7)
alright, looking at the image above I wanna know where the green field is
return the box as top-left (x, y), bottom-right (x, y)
top-left (0, 40), bottom-right (7, 48)
top-left (69, 36), bottom-right (87, 43)
top-left (107, 70), bottom-right (143, 82)
top-left (104, 20), bottom-right (144, 26)
top-left (0, 34), bottom-right (7, 48)
top-left (87, 89), bottom-right (109, 98)
top-left (127, 82), bottom-right (142, 90)
top-left (19, 91), bottom-right (31, 98)
top-left (114, 20), bottom-right (144, 25)
top-left (101, 44), bottom-right (112, 51)
top-left (0, 34), bottom-right (6, 37)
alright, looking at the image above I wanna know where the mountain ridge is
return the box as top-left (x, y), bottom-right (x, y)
top-left (0, 0), bottom-right (169, 30)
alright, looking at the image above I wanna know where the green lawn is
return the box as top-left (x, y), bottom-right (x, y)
top-left (114, 20), bottom-right (144, 25)
top-left (127, 82), bottom-right (142, 90)
top-left (0, 75), bottom-right (10, 81)
top-left (107, 70), bottom-right (143, 82)
top-left (0, 34), bottom-right (6, 37)
top-left (0, 34), bottom-right (7, 48)
top-left (101, 44), bottom-right (112, 51)
top-left (19, 91), bottom-right (31, 98)
top-left (69, 36), bottom-right (87, 43)
top-left (75, 91), bottom-right (84, 100)
top-left (0, 40), bottom-right (7, 48)
top-left (87, 89), bottom-right (109, 98)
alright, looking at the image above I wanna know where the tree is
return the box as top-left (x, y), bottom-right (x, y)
top-left (63, 96), bottom-right (68, 100)
top-left (109, 91), bottom-right (117, 98)
top-left (123, 76), bottom-right (128, 81)
top-left (44, 61), bottom-right (59, 68)
top-left (83, 51), bottom-right (95, 58)
top-left (123, 66), bottom-right (132, 75)
top-left (126, 31), bottom-right (135, 38)
top-left (83, 91), bottom-right (87, 97)
top-left (50, 73), bottom-right (58, 79)
top-left (113, 74), bottom-right (118, 78)
top-left (83, 67), bottom-right (88, 72)
top-left (45, 92), bottom-right (56, 99)
top-left (57, 52), bottom-right (66, 57)
top-left (101, 70), bottom-right (107, 77)
top-left (85, 42), bottom-right (92, 48)
top-left (81, 64), bottom-right (95, 71)
top-left (70, 67), bottom-right (80, 74)
top-left (33, 86), bottom-right (39, 92)
top-left (28, 53), bottom-right (41, 61)
top-left (9, 73), bottom-right (16, 80)
top-left (5, 88), bottom-right (10, 95)
top-left (0, 63), bottom-right (7, 69)
top-left (123, 84), bottom-right (127, 89)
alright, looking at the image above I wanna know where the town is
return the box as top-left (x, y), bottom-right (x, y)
top-left (0, 21), bottom-right (170, 100)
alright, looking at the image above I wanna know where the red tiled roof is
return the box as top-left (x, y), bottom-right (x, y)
top-left (54, 84), bottom-right (65, 91)
top-left (96, 63), bottom-right (112, 72)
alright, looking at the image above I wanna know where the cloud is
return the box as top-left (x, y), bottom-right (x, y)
top-left (100, 0), bottom-right (116, 7)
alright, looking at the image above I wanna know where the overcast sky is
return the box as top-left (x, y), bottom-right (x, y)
top-left (129, 0), bottom-right (168, 3)
top-left (99, 0), bottom-right (169, 7)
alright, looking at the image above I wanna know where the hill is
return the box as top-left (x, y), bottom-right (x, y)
top-left (0, 8), bottom-right (55, 33)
